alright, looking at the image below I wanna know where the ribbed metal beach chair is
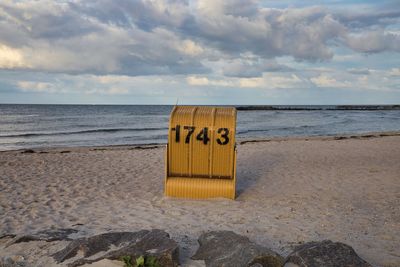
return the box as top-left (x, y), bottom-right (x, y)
top-left (165, 106), bottom-right (237, 199)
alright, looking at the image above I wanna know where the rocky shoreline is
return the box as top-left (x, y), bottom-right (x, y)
top-left (1, 228), bottom-right (373, 267)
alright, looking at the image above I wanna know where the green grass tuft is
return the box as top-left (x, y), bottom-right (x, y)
top-left (121, 255), bottom-right (133, 267)
top-left (120, 255), bottom-right (160, 267)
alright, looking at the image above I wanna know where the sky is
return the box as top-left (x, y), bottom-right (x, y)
top-left (0, 0), bottom-right (399, 105)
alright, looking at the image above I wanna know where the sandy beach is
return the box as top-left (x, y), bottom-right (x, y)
top-left (1, 133), bottom-right (399, 266)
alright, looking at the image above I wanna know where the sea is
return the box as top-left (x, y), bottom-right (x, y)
top-left (0, 104), bottom-right (399, 151)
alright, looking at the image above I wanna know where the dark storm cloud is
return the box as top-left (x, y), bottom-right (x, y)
top-left (0, 0), bottom-right (399, 77)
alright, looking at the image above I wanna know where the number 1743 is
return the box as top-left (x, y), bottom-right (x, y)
top-left (171, 125), bottom-right (230, 145)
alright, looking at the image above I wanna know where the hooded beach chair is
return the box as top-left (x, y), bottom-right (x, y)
top-left (165, 106), bottom-right (237, 199)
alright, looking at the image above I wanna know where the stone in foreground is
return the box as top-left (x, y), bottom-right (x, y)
top-left (192, 231), bottom-right (284, 267)
top-left (52, 229), bottom-right (179, 267)
top-left (284, 240), bottom-right (372, 267)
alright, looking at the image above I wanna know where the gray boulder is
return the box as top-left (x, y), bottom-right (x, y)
top-left (52, 229), bottom-right (179, 267)
top-left (192, 231), bottom-right (284, 267)
top-left (284, 240), bottom-right (372, 267)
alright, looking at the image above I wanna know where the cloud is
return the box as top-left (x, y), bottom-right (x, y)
top-left (238, 77), bottom-right (264, 88)
top-left (333, 54), bottom-right (361, 62)
top-left (310, 74), bottom-right (350, 88)
top-left (0, 0), bottom-right (399, 78)
top-left (17, 81), bottom-right (58, 93)
top-left (187, 73), bottom-right (303, 89)
top-left (4, 64), bottom-right (398, 105)
top-left (334, 9), bottom-right (400, 29)
top-left (347, 68), bottom-right (370, 75)
top-left (260, 73), bottom-right (303, 89)
top-left (189, 5), bottom-right (344, 61)
top-left (178, 40), bottom-right (205, 56)
top-left (186, 76), bottom-right (233, 87)
top-left (222, 58), bottom-right (290, 78)
top-left (107, 87), bottom-right (129, 95)
top-left (186, 76), bottom-right (210, 86)
top-left (0, 44), bottom-right (28, 68)
top-left (345, 31), bottom-right (400, 53)
top-left (308, 70), bottom-right (397, 92)
top-left (388, 68), bottom-right (400, 76)
top-left (0, 0), bottom-right (209, 76)
top-left (85, 87), bottom-right (129, 95)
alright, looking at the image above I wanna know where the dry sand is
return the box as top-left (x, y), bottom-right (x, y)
top-left (0, 133), bottom-right (399, 266)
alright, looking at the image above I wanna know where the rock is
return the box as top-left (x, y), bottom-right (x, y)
top-left (0, 255), bottom-right (27, 267)
top-left (0, 234), bottom-right (16, 239)
top-left (9, 228), bottom-right (78, 245)
top-left (284, 240), bottom-right (372, 267)
top-left (52, 229), bottom-right (179, 267)
top-left (192, 231), bottom-right (284, 267)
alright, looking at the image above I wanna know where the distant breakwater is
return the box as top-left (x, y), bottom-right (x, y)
top-left (236, 105), bottom-right (400, 111)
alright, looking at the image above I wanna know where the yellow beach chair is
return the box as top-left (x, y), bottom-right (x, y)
top-left (165, 106), bottom-right (237, 199)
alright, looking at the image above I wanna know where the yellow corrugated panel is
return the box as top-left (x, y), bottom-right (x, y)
top-left (165, 106), bottom-right (237, 199)
top-left (165, 177), bottom-right (235, 199)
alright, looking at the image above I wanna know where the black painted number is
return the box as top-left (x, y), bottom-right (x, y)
top-left (172, 125), bottom-right (230, 145)
top-left (216, 128), bottom-right (229, 145)
top-left (196, 127), bottom-right (210, 145)
top-left (172, 125), bottom-right (180, 142)
top-left (183, 126), bottom-right (195, 143)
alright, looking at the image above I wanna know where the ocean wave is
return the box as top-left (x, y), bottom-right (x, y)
top-left (0, 127), bottom-right (168, 138)
top-left (237, 125), bottom-right (315, 134)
